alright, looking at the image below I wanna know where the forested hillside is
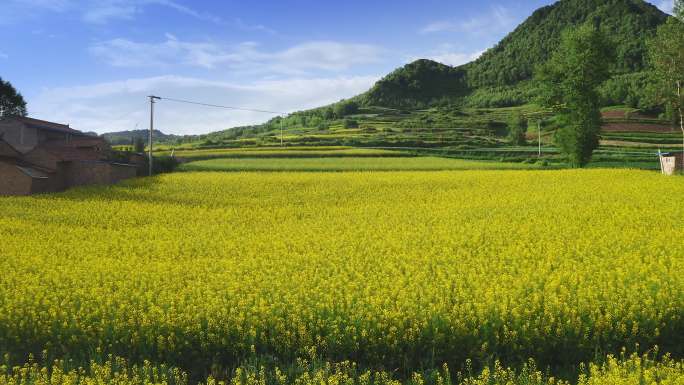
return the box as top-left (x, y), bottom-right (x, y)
top-left (361, 60), bottom-right (468, 109)
top-left (466, 0), bottom-right (667, 87)
top-left (361, 0), bottom-right (668, 109)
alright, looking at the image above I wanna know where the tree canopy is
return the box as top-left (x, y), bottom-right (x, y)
top-left (648, 14), bottom-right (684, 149)
top-left (0, 77), bottom-right (27, 118)
top-left (536, 24), bottom-right (614, 167)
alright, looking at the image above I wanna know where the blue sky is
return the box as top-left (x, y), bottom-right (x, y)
top-left (0, 0), bottom-right (674, 135)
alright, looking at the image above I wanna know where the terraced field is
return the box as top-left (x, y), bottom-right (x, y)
top-left (179, 157), bottom-right (539, 172)
top-left (143, 106), bottom-right (677, 169)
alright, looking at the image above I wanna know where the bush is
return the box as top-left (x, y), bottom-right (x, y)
top-left (152, 156), bottom-right (179, 174)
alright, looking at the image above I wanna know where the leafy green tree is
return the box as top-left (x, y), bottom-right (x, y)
top-left (675, 0), bottom-right (683, 20)
top-left (0, 77), bottom-right (27, 117)
top-left (648, 16), bottom-right (684, 152)
top-left (333, 100), bottom-right (359, 118)
top-left (536, 25), bottom-right (614, 167)
top-left (322, 107), bottom-right (334, 120)
top-left (507, 113), bottom-right (527, 145)
top-left (134, 137), bottom-right (145, 153)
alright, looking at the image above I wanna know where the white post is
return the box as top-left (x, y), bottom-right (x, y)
top-left (538, 120), bottom-right (542, 157)
top-left (148, 95), bottom-right (161, 176)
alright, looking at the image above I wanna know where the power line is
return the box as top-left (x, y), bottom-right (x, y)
top-left (147, 95), bottom-right (289, 152)
top-left (158, 96), bottom-right (287, 116)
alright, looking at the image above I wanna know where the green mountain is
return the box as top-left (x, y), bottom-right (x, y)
top-left (103, 129), bottom-right (180, 146)
top-left (361, 60), bottom-right (468, 109)
top-left (139, 0), bottom-right (674, 153)
top-left (361, 0), bottom-right (668, 109)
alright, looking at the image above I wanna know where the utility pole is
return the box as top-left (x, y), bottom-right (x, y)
top-left (148, 95), bottom-right (161, 176)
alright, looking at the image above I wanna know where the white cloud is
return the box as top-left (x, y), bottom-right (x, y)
top-left (90, 37), bottom-right (384, 73)
top-left (90, 36), bottom-right (235, 68)
top-left (29, 75), bottom-right (379, 135)
top-left (420, 6), bottom-right (515, 36)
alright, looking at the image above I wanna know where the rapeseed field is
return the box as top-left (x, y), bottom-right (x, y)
top-left (1, 169), bottom-right (683, 384)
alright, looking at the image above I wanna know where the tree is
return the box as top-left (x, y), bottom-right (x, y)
top-left (134, 137), bottom-right (146, 153)
top-left (322, 107), bottom-right (334, 120)
top-left (648, 17), bottom-right (684, 154)
top-left (675, 0), bottom-right (683, 20)
top-left (536, 25), bottom-right (613, 167)
top-left (507, 113), bottom-right (527, 145)
top-left (333, 100), bottom-right (359, 118)
top-left (0, 77), bottom-right (27, 118)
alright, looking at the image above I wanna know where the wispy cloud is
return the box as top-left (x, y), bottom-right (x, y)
top-left (90, 36), bottom-right (384, 74)
top-left (420, 6), bottom-right (515, 36)
top-left (82, 0), bottom-right (223, 24)
top-left (82, 1), bottom-right (139, 24)
top-left (234, 18), bottom-right (277, 35)
top-left (29, 75), bottom-right (380, 135)
top-left (1, 0), bottom-right (222, 25)
top-left (0, 52), bottom-right (8, 60)
top-left (150, 0), bottom-right (223, 24)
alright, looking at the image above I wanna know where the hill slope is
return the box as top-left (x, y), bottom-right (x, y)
top-left (361, 0), bottom-right (668, 108)
top-left (103, 129), bottom-right (180, 146)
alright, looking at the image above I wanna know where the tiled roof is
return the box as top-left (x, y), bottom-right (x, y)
top-left (7, 117), bottom-right (85, 136)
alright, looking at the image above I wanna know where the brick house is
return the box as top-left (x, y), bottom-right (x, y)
top-left (0, 138), bottom-right (55, 195)
top-left (0, 117), bottom-right (138, 196)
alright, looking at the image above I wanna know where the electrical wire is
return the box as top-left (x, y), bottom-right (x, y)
top-left (158, 97), bottom-right (287, 115)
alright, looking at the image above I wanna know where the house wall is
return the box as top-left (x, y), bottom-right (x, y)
top-left (65, 162), bottom-right (136, 187)
top-left (22, 147), bottom-right (60, 170)
top-left (0, 121), bottom-right (37, 153)
top-left (128, 154), bottom-right (148, 176)
top-left (0, 160), bottom-right (33, 196)
top-left (65, 162), bottom-right (112, 187)
top-left (110, 164), bottom-right (137, 183)
top-left (30, 176), bottom-right (59, 195)
top-left (37, 130), bottom-right (69, 143)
